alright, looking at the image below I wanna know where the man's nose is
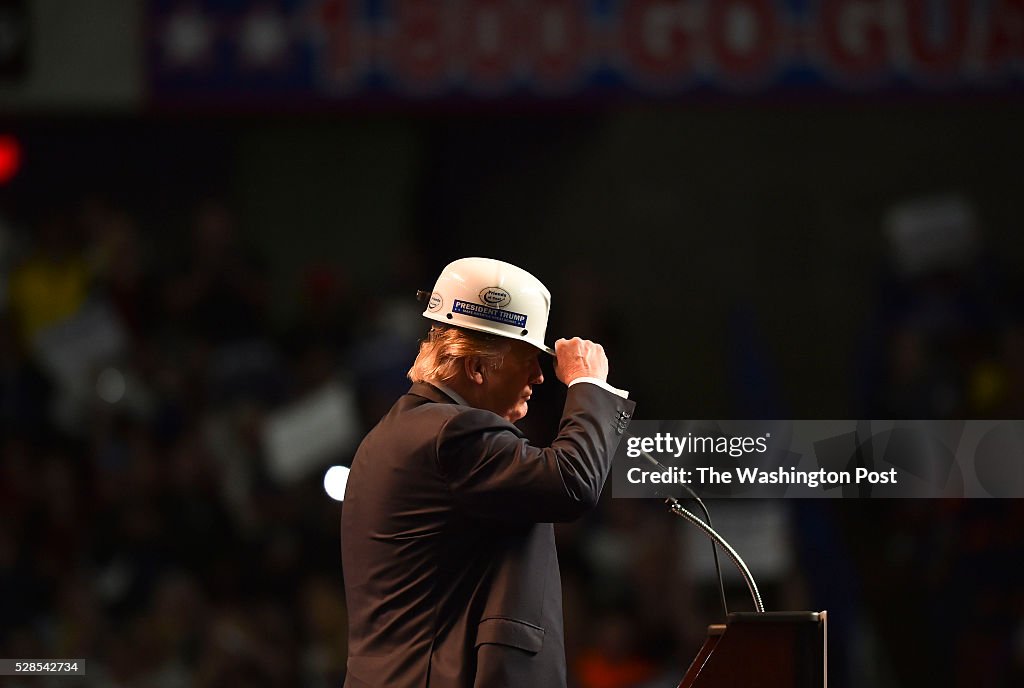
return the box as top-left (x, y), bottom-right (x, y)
top-left (531, 358), bottom-right (544, 385)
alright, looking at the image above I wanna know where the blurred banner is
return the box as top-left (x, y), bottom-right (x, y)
top-left (147, 0), bottom-right (1024, 106)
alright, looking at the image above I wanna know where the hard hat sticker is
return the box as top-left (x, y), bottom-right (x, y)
top-left (452, 299), bottom-right (527, 328)
top-left (478, 287), bottom-right (511, 308)
top-left (427, 292), bottom-right (443, 312)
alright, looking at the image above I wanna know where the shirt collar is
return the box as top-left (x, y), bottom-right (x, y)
top-left (430, 381), bottom-right (469, 406)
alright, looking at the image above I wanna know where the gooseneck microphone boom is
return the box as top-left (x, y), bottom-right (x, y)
top-left (626, 432), bottom-right (766, 615)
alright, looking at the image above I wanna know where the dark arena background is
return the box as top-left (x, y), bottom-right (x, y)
top-left (2, 1), bottom-right (1024, 686)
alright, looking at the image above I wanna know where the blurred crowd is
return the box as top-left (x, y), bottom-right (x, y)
top-left (0, 191), bottom-right (1022, 688)
top-left (1, 196), bottom-right (360, 687)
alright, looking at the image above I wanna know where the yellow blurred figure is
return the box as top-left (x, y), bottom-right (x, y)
top-left (8, 253), bottom-right (90, 343)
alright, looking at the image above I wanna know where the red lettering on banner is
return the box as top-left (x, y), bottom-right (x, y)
top-left (984, 0), bottom-right (1024, 69)
top-left (526, 0), bottom-right (587, 89)
top-left (388, 0), bottom-right (449, 88)
top-left (460, 0), bottom-right (517, 89)
top-left (904, 0), bottom-right (970, 76)
top-left (316, 0), bottom-right (359, 85)
top-left (619, 0), bottom-right (694, 82)
top-left (818, 0), bottom-right (890, 79)
top-left (707, 0), bottom-right (780, 81)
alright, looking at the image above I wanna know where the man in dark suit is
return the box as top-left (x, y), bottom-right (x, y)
top-left (341, 258), bottom-right (635, 687)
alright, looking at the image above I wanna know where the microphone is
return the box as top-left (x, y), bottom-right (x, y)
top-left (624, 431), bottom-right (765, 615)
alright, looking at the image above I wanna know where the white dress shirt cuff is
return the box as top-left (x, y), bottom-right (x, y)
top-left (569, 377), bottom-right (629, 399)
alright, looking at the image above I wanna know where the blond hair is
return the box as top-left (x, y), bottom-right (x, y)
top-left (408, 326), bottom-right (510, 384)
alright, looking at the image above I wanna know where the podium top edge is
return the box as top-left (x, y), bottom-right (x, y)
top-left (727, 611), bottom-right (823, 624)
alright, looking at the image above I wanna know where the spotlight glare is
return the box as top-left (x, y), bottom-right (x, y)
top-left (324, 465), bottom-right (350, 502)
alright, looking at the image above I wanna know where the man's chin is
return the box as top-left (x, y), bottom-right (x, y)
top-left (505, 402), bottom-right (528, 423)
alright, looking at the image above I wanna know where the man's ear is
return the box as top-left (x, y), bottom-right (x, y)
top-left (464, 356), bottom-right (486, 385)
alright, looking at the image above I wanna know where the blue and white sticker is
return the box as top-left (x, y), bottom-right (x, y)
top-left (453, 299), bottom-right (527, 328)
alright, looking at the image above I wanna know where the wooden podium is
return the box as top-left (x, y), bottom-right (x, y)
top-left (677, 611), bottom-right (827, 688)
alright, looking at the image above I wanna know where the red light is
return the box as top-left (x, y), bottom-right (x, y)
top-left (0, 136), bottom-right (22, 184)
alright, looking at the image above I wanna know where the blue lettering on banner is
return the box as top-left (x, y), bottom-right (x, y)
top-left (452, 300), bottom-right (527, 328)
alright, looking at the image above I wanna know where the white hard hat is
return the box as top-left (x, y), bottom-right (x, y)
top-left (420, 257), bottom-right (554, 355)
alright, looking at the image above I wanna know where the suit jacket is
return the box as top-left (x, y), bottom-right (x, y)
top-left (341, 380), bottom-right (636, 688)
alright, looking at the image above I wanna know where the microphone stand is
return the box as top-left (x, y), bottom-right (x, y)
top-left (663, 496), bottom-right (765, 614)
top-left (628, 437), bottom-right (765, 614)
